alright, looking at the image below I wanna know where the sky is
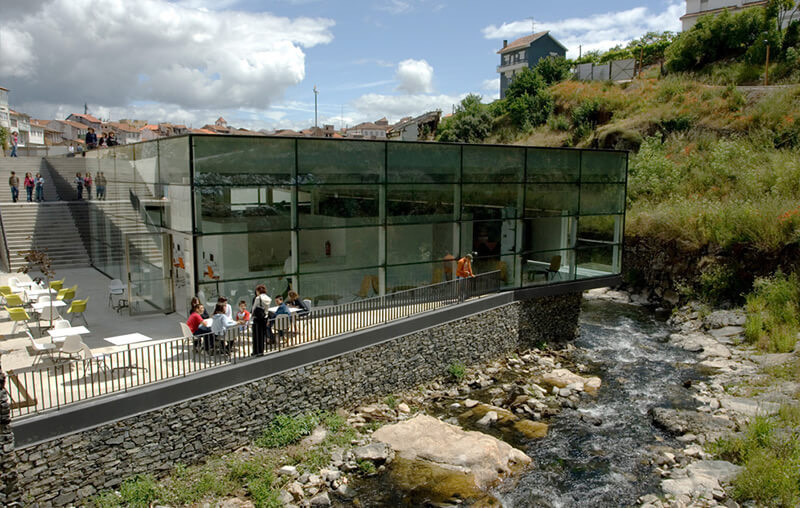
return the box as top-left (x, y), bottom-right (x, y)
top-left (0, 0), bottom-right (683, 132)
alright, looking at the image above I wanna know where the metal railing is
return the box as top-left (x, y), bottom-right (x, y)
top-left (6, 271), bottom-right (501, 418)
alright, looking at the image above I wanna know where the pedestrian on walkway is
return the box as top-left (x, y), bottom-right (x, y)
top-left (10, 131), bottom-right (18, 157)
top-left (85, 128), bottom-right (97, 150)
top-left (35, 173), bottom-right (45, 202)
top-left (84, 172), bottom-right (93, 199)
top-left (24, 172), bottom-right (34, 202)
top-left (74, 172), bottom-right (83, 200)
top-left (95, 171), bottom-right (106, 200)
top-left (8, 171), bottom-right (19, 202)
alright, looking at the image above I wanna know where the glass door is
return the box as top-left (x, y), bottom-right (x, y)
top-left (125, 232), bottom-right (175, 315)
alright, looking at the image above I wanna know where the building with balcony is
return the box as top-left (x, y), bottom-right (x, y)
top-left (45, 136), bottom-right (626, 318)
top-left (0, 87), bottom-right (9, 130)
top-left (498, 31), bottom-right (567, 99)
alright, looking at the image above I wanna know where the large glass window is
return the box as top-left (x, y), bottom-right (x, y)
top-left (387, 142), bottom-right (459, 183)
top-left (387, 223), bottom-right (456, 265)
top-left (581, 150), bottom-right (626, 183)
top-left (298, 139), bottom-right (383, 184)
top-left (579, 184), bottom-right (625, 215)
top-left (527, 148), bottom-right (580, 183)
top-left (299, 226), bottom-right (379, 273)
top-left (195, 186), bottom-right (292, 233)
top-left (525, 183), bottom-right (580, 217)
top-left (198, 231), bottom-right (291, 281)
top-left (298, 184), bottom-right (379, 227)
top-left (159, 137), bottom-right (191, 185)
top-left (462, 184), bottom-right (521, 220)
top-left (386, 184), bottom-right (456, 224)
top-left (194, 136), bottom-right (294, 186)
top-left (462, 145), bottom-right (524, 182)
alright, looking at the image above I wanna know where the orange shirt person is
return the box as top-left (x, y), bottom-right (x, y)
top-left (456, 253), bottom-right (475, 278)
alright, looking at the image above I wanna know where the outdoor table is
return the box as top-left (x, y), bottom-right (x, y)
top-left (104, 333), bottom-right (154, 372)
top-left (26, 288), bottom-right (57, 302)
top-left (15, 281), bottom-right (37, 288)
top-left (268, 306), bottom-right (299, 314)
top-left (47, 326), bottom-right (89, 338)
top-left (32, 300), bottom-right (67, 312)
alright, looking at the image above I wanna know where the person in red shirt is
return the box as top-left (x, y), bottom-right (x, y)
top-left (236, 300), bottom-right (251, 333)
top-left (187, 304), bottom-right (212, 335)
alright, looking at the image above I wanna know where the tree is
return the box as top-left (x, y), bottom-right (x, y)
top-left (436, 94), bottom-right (492, 143)
top-left (17, 249), bottom-right (57, 329)
top-left (767, 0), bottom-right (799, 31)
top-left (502, 68), bottom-right (554, 129)
top-left (534, 56), bottom-right (572, 85)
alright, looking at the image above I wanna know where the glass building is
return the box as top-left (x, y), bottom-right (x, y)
top-left (76, 135), bottom-right (626, 315)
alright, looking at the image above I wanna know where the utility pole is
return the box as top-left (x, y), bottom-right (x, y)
top-left (313, 85), bottom-right (319, 128)
top-left (528, 17), bottom-right (535, 34)
top-left (84, 103), bottom-right (88, 115)
top-left (578, 45), bottom-right (582, 58)
top-left (764, 41), bottom-right (770, 86)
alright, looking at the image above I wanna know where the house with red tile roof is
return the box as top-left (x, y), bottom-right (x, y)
top-left (497, 31), bottom-right (566, 98)
top-left (66, 113), bottom-right (103, 132)
top-left (104, 121), bottom-right (143, 144)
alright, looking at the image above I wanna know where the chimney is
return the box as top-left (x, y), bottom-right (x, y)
top-left (503, 40), bottom-right (508, 48)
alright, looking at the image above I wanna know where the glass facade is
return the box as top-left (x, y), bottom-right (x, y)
top-left (76, 135), bottom-right (627, 314)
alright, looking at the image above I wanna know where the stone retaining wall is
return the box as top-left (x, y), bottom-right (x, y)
top-left (4, 295), bottom-right (580, 506)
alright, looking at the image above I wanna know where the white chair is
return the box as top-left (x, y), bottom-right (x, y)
top-left (275, 314), bottom-right (291, 342)
top-left (8, 277), bottom-right (21, 292)
top-left (181, 322), bottom-right (202, 352)
top-left (58, 335), bottom-right (83, 361)
top-left (27, 331), bottom-right (57, 367)
top-left (39, 305), bottom-right (61, 324)
top-left (54, 319), bottom-right (71, 329)
top-left (303, 299), bottom-right (312, 310)
top-left (108, 279), bottom-right (126, 308)
top-left (80, 344), bottom-right (110, 376)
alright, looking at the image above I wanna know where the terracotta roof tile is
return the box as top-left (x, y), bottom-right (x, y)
top-left (69, 113), bottom-right (102, 124)
top-left (498, 31), bottom-right (549, 54)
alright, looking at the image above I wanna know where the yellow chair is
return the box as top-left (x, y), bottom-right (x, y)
top-left (4, 293), bottom-right (25, 308)
top-left (49, 279), bottom-right (64, 291)
top-left (0, 286), bottom-right (13, 305)
top-left (57, 285), bottom-right (77, 304)
top-left (67, 297), bottom-right (89, 326)
top-left (7, 306), bottom-right (32, 335)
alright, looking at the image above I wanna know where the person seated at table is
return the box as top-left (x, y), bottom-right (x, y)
top-left (187, 303), bottom-right (212, 351)
top-left (217, 296), bottom-right (233, 320)
top-left (236, 300), bottom-right (250, 333)
top-left (210, 302), bottom-right (236, 353)
top-left (285, 290), bottom-right (310, 317)
top-left (270, 296), bottom-right (291, 341)
top-left (189, 297), bottom-right (209, 319)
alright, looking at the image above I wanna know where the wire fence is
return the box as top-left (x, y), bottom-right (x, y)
top-left (6, 271), bottom-right (501, 419)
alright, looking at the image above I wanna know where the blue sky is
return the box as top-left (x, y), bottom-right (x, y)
top-left (0, 0), bottom-right (683, 131)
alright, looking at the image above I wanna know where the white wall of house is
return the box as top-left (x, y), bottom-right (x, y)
top-left (28, 126), bottom-right (44, 145)
top-left (0, 89), bottom-right (9, 130)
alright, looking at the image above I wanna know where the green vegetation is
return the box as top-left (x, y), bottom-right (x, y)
top-left (711, 407), bottom-right (800, 507)
top-left (437, 94), bottom-right (492, 143)
top-left (357, 459), bottom-right (377, 475)
top-left (93, 411), bottom-right (357, 507)
top-left (575, 31), bottom-right (676, 67)
top-left (744, 272), bottom-right (800, 352)
top-left (447, 361), bottom-right (466, 382)
top-left (384, 394), bottom-right (398, 409)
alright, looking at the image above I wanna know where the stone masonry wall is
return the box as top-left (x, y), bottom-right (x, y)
top-left (9, 295), bottom-right (580, 506)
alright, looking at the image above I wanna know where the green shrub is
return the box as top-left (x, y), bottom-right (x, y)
top-left (436, 94), bottom-right (492, 143)
top-left (732, 447), bottom-right (800, 507)
top-left (256, 413), bottom-right (321, 448)
top-left (695, 264), bottom-right (738, 304)
top-left (448, 361), bottom-right (466, 382)
top-left (357, 459), bottom-right (377, 475)
top-left (547, 114), bottom-right (571, 131)
top-left (119, 474), bottom-right (161, 508)
top-left (247, 476), bottom-right (282, 508)
top-left (384, 394), bottom-right (398, 409)
top-left (744, 271), bottom-right (800, 352)
top-left (535, 56), bottom-right (572, 85)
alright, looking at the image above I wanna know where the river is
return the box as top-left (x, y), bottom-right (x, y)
top-left (345, 299), bottom-right (702, 507)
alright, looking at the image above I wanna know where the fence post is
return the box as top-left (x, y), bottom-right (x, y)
top-left (0, 369), bottom-right (20, 506)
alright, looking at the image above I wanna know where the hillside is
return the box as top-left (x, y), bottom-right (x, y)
top-left (483, 73), bottom-right (800, 302)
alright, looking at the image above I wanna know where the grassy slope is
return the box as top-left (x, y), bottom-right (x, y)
top-left (489, 73), bottom-right (800, 292)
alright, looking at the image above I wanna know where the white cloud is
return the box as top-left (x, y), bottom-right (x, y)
top-left (395, 59), bottom-right (434, 94)
top-left (482, 2), bottom-right (683, 58)
top-left (375, 0), bottom-right (411, 14)
top-left (481, 78), bottom-right (499, 92)
top-left (352, 93), bottom-right (466, 120)
top-left (0, 0), bottom-right (334, 113)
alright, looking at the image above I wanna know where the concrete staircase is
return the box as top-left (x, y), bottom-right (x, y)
top-left (0, 202), bottom-right (91, 271)
top-left (0, 157), bottom-right (60, 203)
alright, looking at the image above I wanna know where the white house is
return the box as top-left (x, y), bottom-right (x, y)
top-left (345, 118), bottom-right (390, 139)
top-left (682, 0), bottom-right (799, 30)
top-left (9, 110), bottom-right (31, 147)
top-left (0, 87), bottom-right (9, 130)
top-left (104, 122), bottom-right (142, 144)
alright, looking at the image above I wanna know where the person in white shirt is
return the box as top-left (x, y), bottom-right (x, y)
top-left (210, 302), bottom-right (236, 354)
top-left (217, 295), bottom-right (233, 320)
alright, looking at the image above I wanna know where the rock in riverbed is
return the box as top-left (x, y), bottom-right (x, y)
top-left (541, 368), bottom-right (602, 395)
top-left (372, 414), bottom-right (530, 491)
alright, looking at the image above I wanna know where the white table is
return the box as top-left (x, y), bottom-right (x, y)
top-left (32, 300), bottom-right (67, 311)
top-left (47, 326), bottom-right (89, 338)
top-left (26, 288), bottom-right (57, 302)
top-left (104, 333), bottom-right (153, 372)
top-left (269, 306), bottom-right (299, 314)
top-left (15, 281), bottom-right (37, 288)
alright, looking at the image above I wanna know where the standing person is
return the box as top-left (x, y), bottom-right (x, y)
top-left (85, 128), bottom-right (97, 150)
top-left (9, 131), bottom-right (18, 157)
top-left (250, 284), bottom-right (271, 356)
top-left (236, 300), bottom-right (251, 334)
top-left (74, 172), bottom-right (83, 200)
top-left (68, 144), bottom-right (75, 157)
top-left (34, 173), bottom-right (45, 202)
top-left (8, 171), bottom-right (19, 202)
top-left (23, 172), bottom-right (34, 202)
top-left (84, 172), bottom-right (93, 200)
top-left (96, 171), bottom-right (106, 200)
top-left (456, 253), bottom-right (476, 302)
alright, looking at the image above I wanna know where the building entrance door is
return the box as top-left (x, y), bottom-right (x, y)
top-left (125, 232), bottom-right (175, 315)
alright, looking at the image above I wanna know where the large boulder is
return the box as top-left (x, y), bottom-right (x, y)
top-left (541, 369), bottom-right (602, 395)
top-left (372, 414), bottom-right (530, 491)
